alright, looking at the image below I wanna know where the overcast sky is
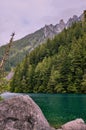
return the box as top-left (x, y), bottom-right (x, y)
top-left (0, 0), bottom-right (86, 46)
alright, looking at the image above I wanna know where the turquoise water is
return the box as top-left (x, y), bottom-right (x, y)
top-left (28, 94), bottom-right (86, 126)
top-left (1, 93), bottom-right (86, 127)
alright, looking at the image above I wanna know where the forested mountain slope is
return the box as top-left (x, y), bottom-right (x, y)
top-left (10, 21), bottom-right (86, 93)
top-left (0, 14), bottom-right (82, 71)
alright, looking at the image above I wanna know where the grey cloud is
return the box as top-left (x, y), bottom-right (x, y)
top-left (0, 0), bottom-right (86, 46)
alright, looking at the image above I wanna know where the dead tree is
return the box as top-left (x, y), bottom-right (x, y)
top-left (0, 33), bottom-right (15, 75)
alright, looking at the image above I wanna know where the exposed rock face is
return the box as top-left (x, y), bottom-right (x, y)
top-left (0, 95), bottom-right (54, 130)
top-left (43, 24), bottom-right (56, 39)
top-left (66, 15), bottom-right (79, 27)
top-left (43, 20), bottom-right (66, 40)
top-left (58, 119), bottom-right (86, 130)
top-left (43, 14), bottom-right (82, 40)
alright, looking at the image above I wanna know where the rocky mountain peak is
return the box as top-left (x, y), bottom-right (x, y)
top-left (43, 24), bottom-right (55, 38)
top-left (66, 15), bottom-right (80, 28)
top-left (59, 19), bottom-right (65, 25)
top-left (43, 14), bottom-right (80, 39)
top-left (73, 15), bottom-right (78, 20)
top-left (59, 19), bottom-right (66, 30)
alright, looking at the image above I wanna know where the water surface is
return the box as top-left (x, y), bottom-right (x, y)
top-left (28, 94), bottom-right (86, 126)
top-left (1, 93), bottom-right (86, 127)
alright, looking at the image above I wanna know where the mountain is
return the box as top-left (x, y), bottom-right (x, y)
top-left (0, 13), bottom-right (82, 71)
top-left (10, 20), bottom-right (86, 93)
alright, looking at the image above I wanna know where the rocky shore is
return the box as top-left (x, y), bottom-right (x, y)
top-left (0, 95), bottom-right (86, 130)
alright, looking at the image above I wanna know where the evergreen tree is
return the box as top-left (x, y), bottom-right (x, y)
top-left (10, 21), bottom-right (86, 93)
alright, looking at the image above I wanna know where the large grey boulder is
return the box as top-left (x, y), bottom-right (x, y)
top-left (0, 95), bottom-right (54, 130)
top-left (58, 118), bottom-right (86, 130)
top-left (0, 95), bottom-right (86, 130)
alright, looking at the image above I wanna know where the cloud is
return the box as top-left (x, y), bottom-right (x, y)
top-left (0, 0), bottom-right (86, 46)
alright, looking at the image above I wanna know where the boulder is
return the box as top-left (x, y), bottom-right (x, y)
top-left (0, 95), bottom-right (54, 130)
top-left (58, 118), bottom-right (86, 130)
top-left (0, 95), bottom-right (86, 130)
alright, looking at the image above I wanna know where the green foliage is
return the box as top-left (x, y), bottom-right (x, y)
top-left (0, 96), bottom-right (3, 101)
top-left (81, 74), bottom-right (86, 93)
top-left (10, 22), bottom-right (86, 93)
top-left (0, 77), bottom-right (10, 93)
top-left (0, 28), bottom-right (47, 72)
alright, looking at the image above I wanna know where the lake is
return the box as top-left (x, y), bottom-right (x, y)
top-left (1, 93), bottom-right (86, 127)
top-left (29, 94), bottom-right (86, 127)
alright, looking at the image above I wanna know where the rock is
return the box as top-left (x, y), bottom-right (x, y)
top-left (0, 95), bottom-right (86, 130)
top-left (0, 95), bottom-right (54, 130)
top-left (0, 92), bottom-right (19, 99)
top-left (6, 71), bottom-right (14, 81)
top-left (59, 19), bottom-right (66, 31)
top-left (66, 15), bottom-right (80, 28)
top-left (58, 118), bottom-right (86, 130)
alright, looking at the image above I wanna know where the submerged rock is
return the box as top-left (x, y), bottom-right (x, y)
top-left (0, 95), bottom-right (54, 130)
